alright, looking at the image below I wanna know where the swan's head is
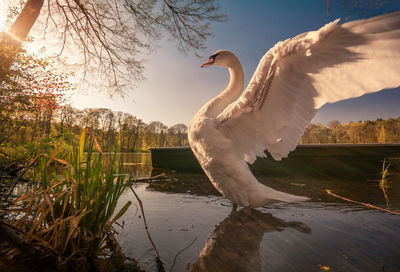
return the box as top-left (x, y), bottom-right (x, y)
top-left (201, 50), bottom-right (237, 68)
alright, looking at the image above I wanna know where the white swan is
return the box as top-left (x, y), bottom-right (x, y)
top-left (188, 11), bottom-right (400, 208)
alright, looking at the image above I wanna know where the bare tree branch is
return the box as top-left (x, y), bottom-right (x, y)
top-left (2, 0), bottom-right (226, 94)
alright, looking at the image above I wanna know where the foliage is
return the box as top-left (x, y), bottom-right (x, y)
top-left (300, 118), bottom-right (400, 144)
top-left (0, 47), bottom-right (72, 145)
top-left (0, 135), bottom-right (70, 185)
top-left (378, 125), bottom-right (387, 143)
top-left (3, 103), bottom-right (189, 152)
top-left (4, 101), bottom-right (400, 152)
top-left (4, 129), bottom-right (132, 269)
top-left (0, 50), bottom-right (40, 144)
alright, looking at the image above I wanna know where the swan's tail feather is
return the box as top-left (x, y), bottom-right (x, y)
top-left (250, 183), bottom-right (309, 207)
top-left (266, 187), bottom-right (310, 203)
top-left (199, 152), bottom-right (309, 208)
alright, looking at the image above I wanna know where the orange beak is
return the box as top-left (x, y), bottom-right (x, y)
top-left (201, 57), bottom-right (215, 68)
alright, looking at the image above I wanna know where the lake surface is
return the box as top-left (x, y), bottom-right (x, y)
top-left (116, 153), bottom-right (400, 271)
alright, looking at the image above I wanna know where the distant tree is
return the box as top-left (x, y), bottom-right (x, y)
top-left (59, 104), bottom-right (76, 129)
top-left (327, 120), bottom-right (341, 143)
top-left (378, 125), bottom-right (387, 143)
top-left (28, 64), bottom-right (70, 137)
top-left (132, 119), bottom-right (143, 151)
top-left (96, 108), bottom-right (114, 147)
top-left (148, 121), bottom-right (168, 146)
top-left (328, 120), bottom-right (341, 130)
top-left (119, 114), bottom-right (142, 151)
top-left (361, 120), bottom-right (376, 143)
top-left (168, 123), bottom-right (188, 146)
top-left (301, 124), bottom-right (329, 144)
top-left (83, 108), bottom-right (101, 132)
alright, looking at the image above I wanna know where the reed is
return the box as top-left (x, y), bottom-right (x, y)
top-left (379, 159), bottom-right (391, 207)
top-left (7, 129), bottom-right (133, 270)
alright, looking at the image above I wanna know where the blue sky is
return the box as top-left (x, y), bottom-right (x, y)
top-left (70, 0), bottom-right (400, 126)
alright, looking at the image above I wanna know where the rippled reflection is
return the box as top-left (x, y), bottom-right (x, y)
top-left (186, 208), bottom-right (311, 272)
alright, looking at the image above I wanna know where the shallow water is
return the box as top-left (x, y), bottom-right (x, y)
top-left (116, 153), bottom-right (400, 271)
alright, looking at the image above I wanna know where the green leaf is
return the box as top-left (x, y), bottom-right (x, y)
top-left (79, 128), bottom-right (87, 164)
top-left (110, 201), bottom-right (131, 224)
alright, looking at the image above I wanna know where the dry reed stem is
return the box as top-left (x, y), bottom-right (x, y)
top-left (129, 185), bottom-right (161, 258)
top-left (88, 129), bottom-right (111, 166)
top-left (4, 154), bottom-right (39, 201)
top-left (325, 190), bottom-right (400, 215)
top-left (129, 185), bottom-right (166, 271)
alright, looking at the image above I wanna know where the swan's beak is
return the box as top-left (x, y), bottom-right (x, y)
top-left (201, 57), bottom-right (215, 68)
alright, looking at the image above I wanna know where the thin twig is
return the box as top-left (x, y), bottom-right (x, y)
top-left (129, 185), bottom-right (163, 260)
top-left (4, 155), bottom-right (39, 202)
top-left (133, 173), bottom-right (178, 182)
top-left (169, 236), bottom-right (198, 272)
top-left (326, 190), bottom-right (400, 215)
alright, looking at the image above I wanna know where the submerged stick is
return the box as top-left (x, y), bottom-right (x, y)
top-left (129, 185), bottom-right (165, 271)
top-left (133, 173), bottom-right (178, 182)
top-left (325, 190), bottom-right (400, 215)
top-left (170, 236), bottom-right (198, 272)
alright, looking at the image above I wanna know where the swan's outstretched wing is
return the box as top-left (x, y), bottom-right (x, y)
top-left (217, 11), bottom-right (400, 161)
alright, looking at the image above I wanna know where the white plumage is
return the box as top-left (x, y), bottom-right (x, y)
top-left (188, 11), bottom-right (400, 208)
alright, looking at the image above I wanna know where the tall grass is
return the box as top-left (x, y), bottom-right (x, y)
top-left (10, 129), bottom-right (132, 269)
top-left (379, 159), bottom-right (391, 207)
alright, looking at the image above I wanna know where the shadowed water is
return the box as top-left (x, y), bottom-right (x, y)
top-left (116, 153), bottom-right (400, 271)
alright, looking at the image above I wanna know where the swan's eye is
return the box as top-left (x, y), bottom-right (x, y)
top-left (207, 53), bottom-right (219, 64)
top-left (210, 53), bottom-right (219, 60)
top-left (200, 53), bottom-right (219, 67)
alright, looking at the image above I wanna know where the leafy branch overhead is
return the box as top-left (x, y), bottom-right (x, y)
top-left (1, 0), bottom-right (226, 93)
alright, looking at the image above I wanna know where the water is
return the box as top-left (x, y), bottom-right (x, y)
top-left (116, 153), bottom-right (400, 271)
top-left (110, 152), bottom-right (152, 179)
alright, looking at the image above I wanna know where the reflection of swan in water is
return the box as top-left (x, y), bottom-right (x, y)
top-left (186, 208), bottom-right (311, 271)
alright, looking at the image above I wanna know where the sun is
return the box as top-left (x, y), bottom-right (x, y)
top-left (0, 10), bottom-right (3, 33)
top-left (0, 2), bottom-right (5, 33)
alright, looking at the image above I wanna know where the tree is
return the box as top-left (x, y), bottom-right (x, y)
top-left (0, 52), bottom-right (36, 144)
top-left (28, 64), bottom-right (70, 137)
top-left (59, 104), bottom-right (76, 129)
top-left (327, 120), bottom-right (341, 143)
top-left (0, 49), bottom-right (71, 143)
top-left (116, 113), bottom-right (142, 151)
top-left (1, 0), bottom-right (226, 93)
top-left (168, 123), bottom-right (188, 146)
top-left (378, 125), bottom-right (387, 143)
top-left (0, 0), bottom-right (44, 80)
top-left (148, 121), bottom-right (168, 146)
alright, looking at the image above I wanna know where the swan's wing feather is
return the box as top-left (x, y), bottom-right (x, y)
top-left (216, 11), bottom-right (400, 162)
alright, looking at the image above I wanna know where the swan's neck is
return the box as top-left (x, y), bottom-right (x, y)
top-left (201, 58), bottom-right (244, 118)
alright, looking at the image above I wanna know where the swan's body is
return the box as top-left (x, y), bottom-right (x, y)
top-left (189, 11), bottom-right (400, 208)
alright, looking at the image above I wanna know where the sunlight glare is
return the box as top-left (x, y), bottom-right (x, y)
top-left (0, 3), bottom-right (4, 33)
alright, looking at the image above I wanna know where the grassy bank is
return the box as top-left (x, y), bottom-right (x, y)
top-left (0, 129), bottom-right (140, 271)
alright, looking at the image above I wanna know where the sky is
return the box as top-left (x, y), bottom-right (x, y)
top-left (4, 0), bottom-right (400, 126)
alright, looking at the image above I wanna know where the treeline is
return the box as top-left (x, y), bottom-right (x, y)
top-left (300, 118), bottom-right (400, 144)
top-left (3, 105), bottom-right (188, 151)
top-left (3, 101), bottom-right (400, 151)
